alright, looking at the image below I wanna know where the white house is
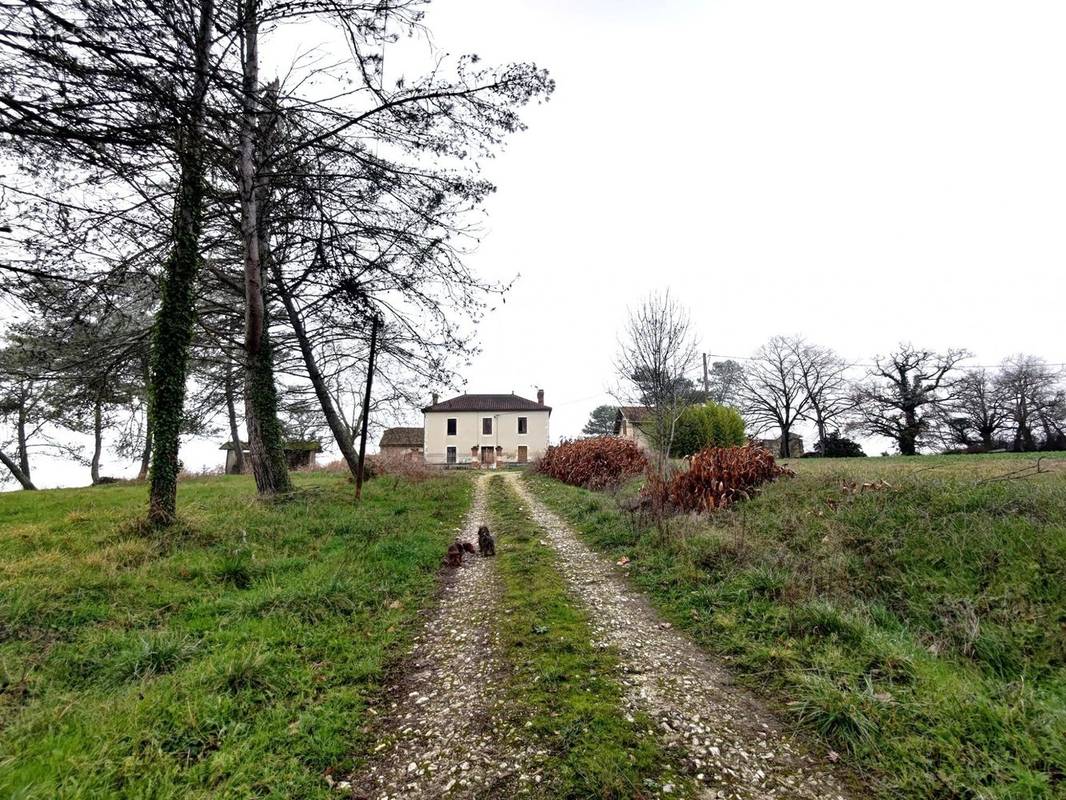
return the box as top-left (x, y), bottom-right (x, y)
top-left (614, 406), bottom-right (655, 452)
top-left (420, 391), bottom-right (551, 466)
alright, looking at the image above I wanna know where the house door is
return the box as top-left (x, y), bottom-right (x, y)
top-left (480, 446), bottom-right (495, 467)
top-left (517, 445), bottom-right (528, 463)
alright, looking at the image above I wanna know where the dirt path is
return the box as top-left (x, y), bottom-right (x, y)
top-left (347, 474), bottom-right (542, 799)
top-left (506, 472), bottom-right (855, 800)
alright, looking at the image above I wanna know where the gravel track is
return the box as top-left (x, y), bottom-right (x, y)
top-left (505, 472), bottom-right (856, 800)
top-left (346, 474), bottom-right (544, 799)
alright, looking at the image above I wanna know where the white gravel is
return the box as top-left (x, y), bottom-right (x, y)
top-left (347, 474), bottom-right (544, 799)
top-left (505, 473), bottom-right (856, 800)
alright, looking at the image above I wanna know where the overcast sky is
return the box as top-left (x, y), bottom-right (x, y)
top-left (16, 0), bottom-right (1066, 487)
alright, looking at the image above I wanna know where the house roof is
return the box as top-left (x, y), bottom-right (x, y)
top-left (616, 406), bottom-right (654, 424)
top-left (422, 393), bottom-right (551, 414)
top-left (219, 439), bottom-right (322, 452)
top-left (379, 427), bottom-right (425, 448)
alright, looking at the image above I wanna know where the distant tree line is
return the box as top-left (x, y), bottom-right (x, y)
top-left (600, 294), bottom-right (1065, 460)
top-left (0, 0), bottom-right (553, 507)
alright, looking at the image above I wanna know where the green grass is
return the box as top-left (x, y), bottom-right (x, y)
top-left (0, 471), bottom-right (472, 799)
top-left (524, 453), bottom-right (1066, 799)
top-left (486, 475), bottom-right (691, 799)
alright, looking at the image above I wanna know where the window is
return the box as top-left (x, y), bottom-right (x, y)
top-left (446, 446), bottom-right (456, 464)
top-left (482, 417), bottom-right (492, 435)
top-left (447, 418), bottom-right (457, 436)
top-left (517, 416), bottom-right (528, 435)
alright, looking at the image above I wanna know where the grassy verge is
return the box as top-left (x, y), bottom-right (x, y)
top-left (0, 471), bottom-right (471, 799)
top-left (486, 475), bottom-right (690, 799)
top-left (524, 454), bottom-right (1066, 799)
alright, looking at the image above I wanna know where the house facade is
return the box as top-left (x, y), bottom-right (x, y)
top-left (614, 406), bottom-right (655, 452)
top-left (421, 391), bottom-right (551, 466)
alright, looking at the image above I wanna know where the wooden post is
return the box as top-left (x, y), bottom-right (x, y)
top-left (702, 353), bottom-right (709, 395)
top-left (355, 314), bottom-right (379, 500)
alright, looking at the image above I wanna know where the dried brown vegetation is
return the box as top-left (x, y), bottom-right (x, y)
top-left (536, 437), bottom-right (648, 489)
top-left (645, 444), bottom-right (793, 513)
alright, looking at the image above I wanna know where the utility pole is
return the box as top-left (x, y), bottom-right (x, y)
top-left (702, 352), bottom-right (709, 396)
top-left (355, 314), bottom-right (380, 500)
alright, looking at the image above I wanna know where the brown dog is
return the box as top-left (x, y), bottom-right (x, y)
top-left (444, 539), bottom-right (464, 568)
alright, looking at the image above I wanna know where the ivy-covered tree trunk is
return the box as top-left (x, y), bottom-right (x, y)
top-left (146, 0), bottom-right (216, 524)
top-left (238, 3), bottom-right (290, 496)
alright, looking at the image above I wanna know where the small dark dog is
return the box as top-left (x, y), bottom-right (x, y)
top-left (444, 539), bottom-right (464, 568)
top-left (477, 525), bottom-right (496, 557)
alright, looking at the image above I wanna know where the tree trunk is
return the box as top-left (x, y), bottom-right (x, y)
top-left (16, 396), bottom-right (30, 482)
top-left (137, 356), bottom-right (152, 481)
top-left (979, 427), bottom-right (994, 450)
top-left (146, 0), bottom-right (216, 525)
top-left (224, 361), bottom-right (245, 474)
top-left (239, 8), bottom-right (291, 496)
top-left (137, 418), bottom-right (152, 481)
top-left (780, 422), bottom-right (791, 458)
top-left (899, 407), bottom-right (919, 455)
top-left (0, 450), bottom-right (36, 490)
top-left (90, 394), bottom-right (103, 484)
top-left (355, 316), bottom-right (379, 500)
top-left (273, 268), bottom-right (361, 479)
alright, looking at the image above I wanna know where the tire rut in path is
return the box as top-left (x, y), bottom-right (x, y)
top-left (505, 473), bottom-right (855, 800)
top-left (347, 474), bottom-right (542, 800)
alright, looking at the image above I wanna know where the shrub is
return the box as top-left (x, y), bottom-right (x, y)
top-left (645, 444), bottom-right (792, 513)
top-left (670, 402), bottom-right (746, 457)
top-left (536, 437), bottom-right (648, 489)
top-left (807, 431), bottom-right (866, 458)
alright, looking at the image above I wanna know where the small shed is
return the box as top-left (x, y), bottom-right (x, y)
top-left (378, 427), bottom-right (425, 461)
top-left (220, 440), bottom-right (323, 473)
top-left (756, 433), bottom-right (805, 458)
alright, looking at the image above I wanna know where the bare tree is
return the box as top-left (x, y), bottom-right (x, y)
top-left (853, 344), bottom-right (969, 455)
top-left (739, 335), bottom-right (811, 458)
top-left (997, 355), bottom-right (1064, 451)
top-left (939, 368), bottom-right (1011, 450)
top-left (614, 291), bottom-right (699, 476)
top-left (792, 340), bottom-right (854, 454)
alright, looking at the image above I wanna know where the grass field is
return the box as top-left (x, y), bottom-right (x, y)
top-left (0, 472), bottom-right (472, 799)
top-left (525, 453), bottom-right (1066, 799)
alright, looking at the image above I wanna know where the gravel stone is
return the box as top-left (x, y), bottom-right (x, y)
top-left (347, 474), bottom-right (542, 799)
top-left (506, 473), bottom-right (856, 800)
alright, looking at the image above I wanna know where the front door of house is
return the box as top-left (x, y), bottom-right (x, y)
top-left (480, 446), bottom-right (495, 467)
top-left (518, 445), bottom-right (528, 463)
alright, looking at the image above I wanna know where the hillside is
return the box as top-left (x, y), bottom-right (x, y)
top-left (525, 453), bottom-right (1066, 798)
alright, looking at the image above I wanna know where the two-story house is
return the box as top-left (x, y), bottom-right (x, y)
top-left (420, 390), bottom-right (551, 466)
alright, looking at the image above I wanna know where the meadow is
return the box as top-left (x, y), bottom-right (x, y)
top-left (0, 472), bottom-right (471, 799)
top-left (525, 453), bottom-right (1066, 799)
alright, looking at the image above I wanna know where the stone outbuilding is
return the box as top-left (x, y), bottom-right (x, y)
top-left (378, 427), bottom-right (425, 460)
top-left (220, 440), bottom-right (322, 473)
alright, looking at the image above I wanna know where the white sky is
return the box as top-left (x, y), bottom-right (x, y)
top-left (11, 0), bottom-right (1066, 488)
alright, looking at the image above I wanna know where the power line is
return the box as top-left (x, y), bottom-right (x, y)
top-left (702, 353), bottom-right (1066, 370)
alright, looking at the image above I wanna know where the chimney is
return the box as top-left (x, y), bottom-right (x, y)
top-left (537, 388), bottom-right (544, 405)
top-left (431, 392), bottom-right (439, 405)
